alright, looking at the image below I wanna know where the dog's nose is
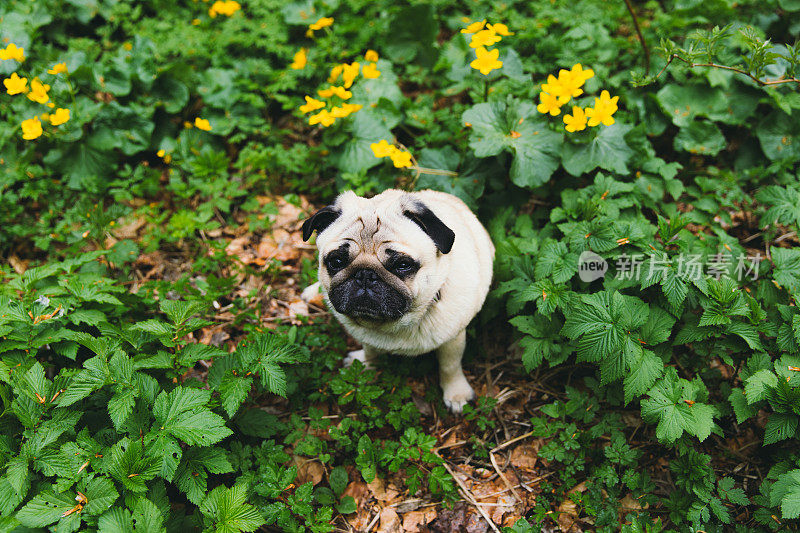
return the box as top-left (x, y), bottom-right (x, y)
top-left (353, 269), bottom-right (379, 287)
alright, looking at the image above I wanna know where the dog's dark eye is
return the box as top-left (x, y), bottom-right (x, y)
top-left (325, 254), bottom-right (348, 272)
top-left (391, 259), bottom-right (418, 275)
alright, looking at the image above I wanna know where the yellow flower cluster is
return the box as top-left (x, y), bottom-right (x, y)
top-left (536, 64), bottom-right (618, 132)
top-left (0, 43), bottom-right (25, 62)
top-left (462, 20), bottom-right (511, 76)
top-left (306, 16), bottom-right (333, 37)
top-left (209, 0), bottom-right (241, 17)
top-left (3, 55), bottom-right (73, 140)
top-left (290, 48), bottom-right (307, 70)
top-left (370, 139), bottom-right (412, 168)
top-left (298, 50), bottom-right (381, 127)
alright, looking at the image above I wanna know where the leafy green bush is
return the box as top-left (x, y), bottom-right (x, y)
top-left (3, 0), bottom-right (800, 530)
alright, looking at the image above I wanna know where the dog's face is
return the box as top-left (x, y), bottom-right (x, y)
top-left (302, 191), bottom-right (455, 323)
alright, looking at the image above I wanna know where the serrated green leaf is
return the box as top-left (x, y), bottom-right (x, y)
top-left (561, 123), bottom-right (634, 176)
top-left (16, 491), bottom-right (75, 527)
top-left (623, 349), bottom-right (664, 405)
top-left (764, 413), bottom-right (799, 445)
top-left (219, 374), bottom-right (253, 418)
top-left (745, 369), bottom-right (778, 404)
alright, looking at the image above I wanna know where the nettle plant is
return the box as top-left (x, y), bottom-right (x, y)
top-left (0, 253), bottom-right (304, 531)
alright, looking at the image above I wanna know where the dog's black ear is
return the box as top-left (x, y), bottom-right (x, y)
top-left (403, 201), bottom-right (455, 254)
top-left (302, 205), bottom-right (341, 241)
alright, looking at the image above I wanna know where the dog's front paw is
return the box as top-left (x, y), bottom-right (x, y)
top-left (442, 378), bottom-right (476, 414)
top-left (300, 282), bottom-right (322, 304)
top-left (343, 349), bottom-right (374, 370)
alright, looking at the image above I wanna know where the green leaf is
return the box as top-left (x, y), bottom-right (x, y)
top-left (97, 507), bottom-right (134, 533)
top-left (462, 99), bottom-right (562, 188)
top-left (16, 491), bottom-right (75, 527)
top-left (159, 300), bottom-right (207, 325)
top-left (561, 123), bottom-right (635, 176)
top-left (383, 5), bottom-right (438, 67)
top-left (82, 476), bottom-right (119, 516)
top-left (640, 306), bottom-right (676, 346)
top-left (772, 246), bottom-right (800, 297)
top-left (336, 495), bottom-right (357, 515)
top-left (219, 375), bottom-right (253, 418)
top-left (728, 388), bottom-right (756, 423)
top-left (744, 369), bottom-right (778, 403)
top-left (623, 349), bottom-right (664, 405)
top-left (641, 369), bottom-right (716, 443)
top-left (200, 484), bottom-right (264, 533)
top-left (756, 185), bottom-right (800, 228)
top-left (159, 404), bottom-right (231, 446)
top-left (329, 466), bottom-right (349, 497)
top-left (673, 120), bottom-right (726, 156)
top-left (757, 110), bottom-right (800, 161)
top-left (108, 388), bottom-right (137, 429)
top-left (132, 497), bottom-right (165, 532)
top-left (764, 413), bottom-right (799, 445)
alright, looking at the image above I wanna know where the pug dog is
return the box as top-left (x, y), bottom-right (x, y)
top-left (300, 189), bottom-right (494, 413)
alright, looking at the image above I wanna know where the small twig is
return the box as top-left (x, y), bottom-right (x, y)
top-left (622, 0), bottom-right (650, 73)
top-left (438, 460), bottom-right (501, 533)
top-left (653, 54), bottom-right (800, 87)
top-left (364, 509), bottom-right (381, 532)
top-left (490, 431), bottom-right (534, 454)
top-left (489, 451), bottom-right (522, 502)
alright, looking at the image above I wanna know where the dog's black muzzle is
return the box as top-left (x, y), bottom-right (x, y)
top-left (328, 269), bottom-right (408, 321)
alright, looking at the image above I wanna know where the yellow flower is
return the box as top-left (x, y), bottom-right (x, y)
top-left (461, 19), bottom-right (486, 34)
top-left (540, 74), bottom-right (571, 104)
top-left (195, 117), bottom-right (212, 130)
top-left (50, 108), bottom-right (70, 126)
top-left (309, 109), bottom-right (336, 127)
top-left (536, 91), bottom-right (562, 116)
top-left (290, 48), bottom-right (307, 70)
top-left (299, 95), bottom-right (325, 114)
top-left (184, 121), bottom-right (193, 128)
top-left (27, 79), bottom-right (50, 104)
top-left (328, 64), bottom-right (343, 83)
top-left (342, 62), bottom-right (360, 88)
top-left (40, 113), bottom-right (51, 122)
top-left (330, 103), bottom-right (363, 118)
top-left (317, 85), bottom-right (352, 99)
top-left (470, 28), bottom-right (501, 49)
top-left (157, 149), bottom-right (166, 157)
top-left (3, 73), bottom-right (27, 95)
top-left (389, 150), bottom-right (413, 168)
top-left (570, 63), bottom-right (594, 83)
top-left (487, 23), bottom-right (513, 36)
top-left (309, 16), bottom-right (333, 30)
top-left (48, 62), bottom-right (68, 75)
top-left (47, 102), bottom-right (55, 108)
top-left (21, 117), bottom-right (42, 140)
top-left (555, 69), bottom-right (584, 98)
top-left (192, 18), bottom-right (201, 25)
top-left (209, 0), bottom-right (240, 17)
top-left (364, 50), bottom-right (379, 62)
top-left (585, 90), bottom-right (619, 127)
top-left (0, 43), bottom-right (24, 62)
top-left (563, 106), bottom-right (587, 132)
top-left (470, 46), bottom-right (502, 75)
top-left (370, 139), bottom-right (395, 158)
top-left (362, 62), bottom-right (380, 79)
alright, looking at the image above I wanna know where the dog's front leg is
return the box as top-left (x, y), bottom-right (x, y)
top-left (437, 329), bottom-right (476, 413)
top-left (344, 344), bottom-right (381, 369)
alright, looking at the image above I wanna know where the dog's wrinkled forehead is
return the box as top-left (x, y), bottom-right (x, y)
top-left (322, 191), bottom-right (414, 252)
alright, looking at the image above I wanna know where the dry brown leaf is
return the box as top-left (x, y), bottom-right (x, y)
top-left (293, 457), bottom-right (324, 486)
top-left (377, 507), bottom-right (402, 533)
top-left (368, 477), bottom-right (400, 504)
top-left (343, 480), bottom-right (369, 510)
top-left (490, 493), bottom-right (517, 525)
top-left (509, 444), bottom-right (539, 471)
top-left (114, 216), bottom-right (146, 239)
top-left (401, 508), bottom-right (437, 532)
